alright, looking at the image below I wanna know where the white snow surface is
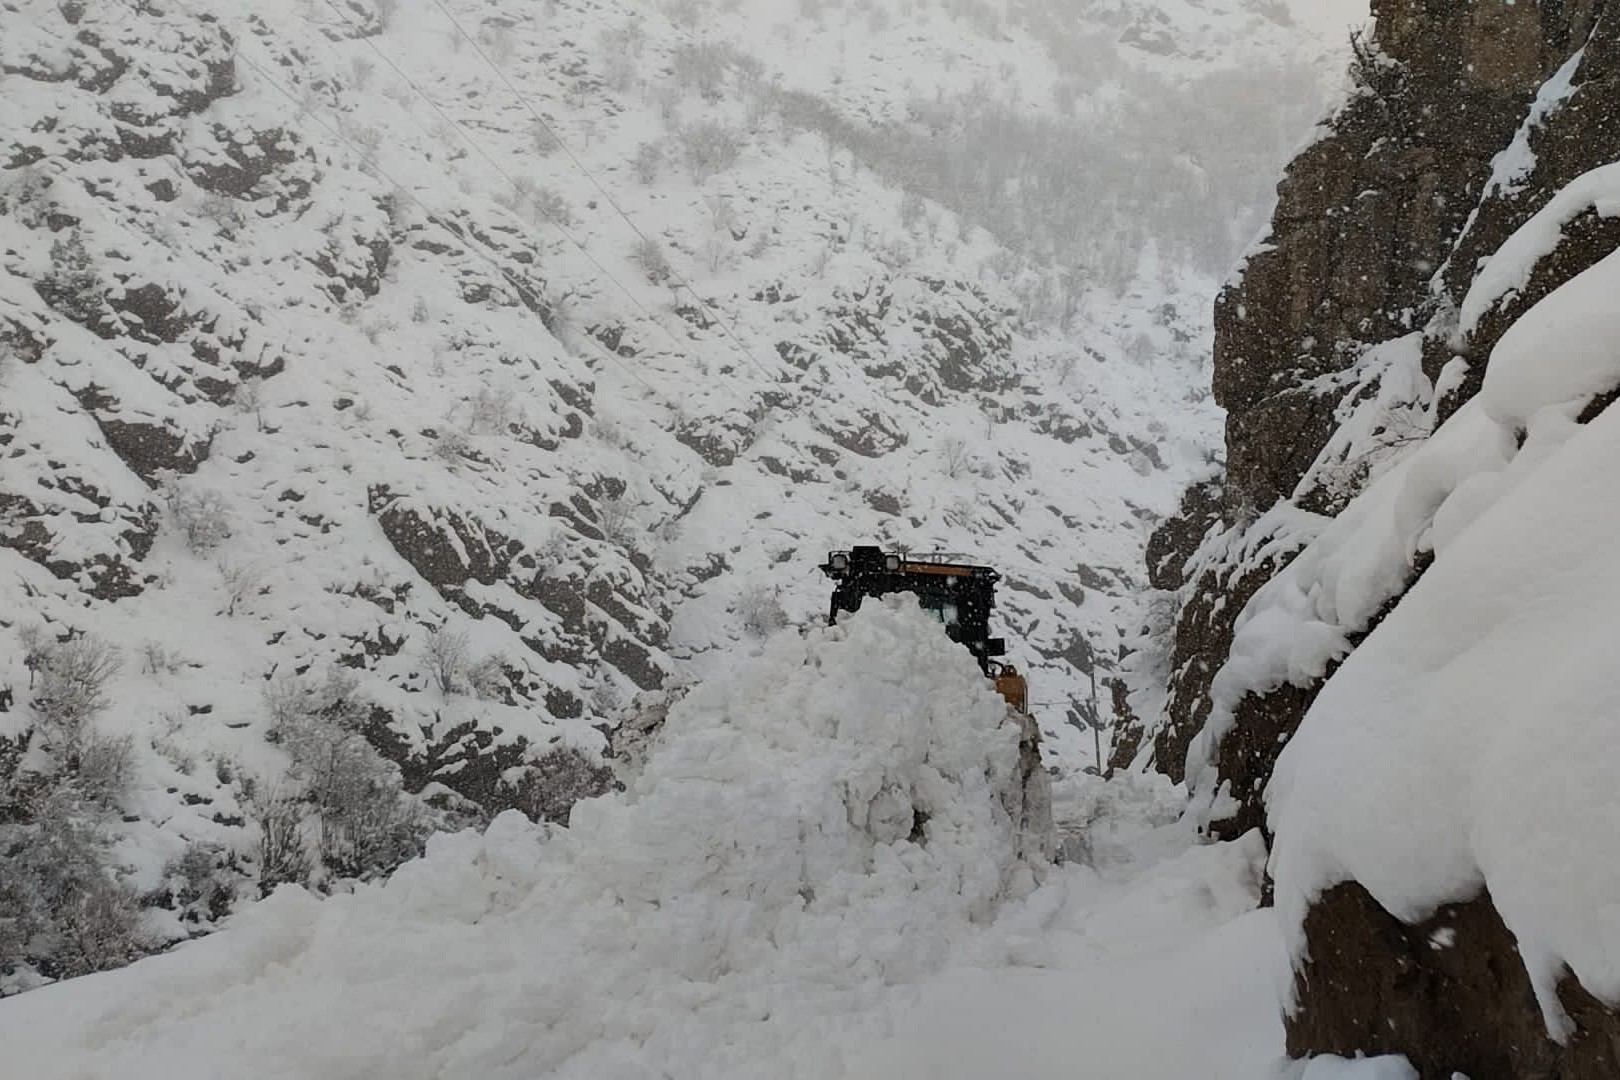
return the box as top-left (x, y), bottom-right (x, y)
top-left (1459, 161), bottom-right (1620, 336)
top-left (1269, 399), bottom-right (1620, 1033)
top-left (1481, 248), bottom-right (1620, 430)
top-left (0, 601), bottom-right (1291, 1079)
top-left (1289, 1056), bottom-right (1418, 1080)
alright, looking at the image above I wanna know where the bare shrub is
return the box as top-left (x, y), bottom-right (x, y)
top-left (593, 495), bottom-right (635, 544)
top-left (249, 788), bottom-right (311, 894)
top-left (735, 586), bottom-right (787, 637)
top-left (232, 376), bottom-right (265, 429)
top-left (361, 315), bottom-right (394, 346)
top-left (219, 559), bottom-right (266, 616)
top-left (200, 193), bottom-right (245, 237)
top-left (633, 236), bottom-right (672, 284)
top-left (512, 180), bottom-right (573, 227)
top-left (603, 52), bottom-right (637, 93)
top-left (514, 745), bottom-right (615, 825)
top-left (158, 841), bottom-right (232, 918)
top-left (71, 733), bottom-right (134, 811)
top-left (465, 655), bottom-right (508, 702)
top-left (467, 385), bottom-right (516, 435)
top-left (900, 188), bottom-right (927, 231)
top-left (678, 122), bottom-right (743, 181)
top-left (531, 121), bottom-right (561, 156)
top-left (32, 636), bottom-right (121, 755)
top-left (632, 141), bottom-right (663, 184)
top-left (433, 427), bottom-right (471, 464)
top-left (140, 640), bottom-right (185, 676)
top-left (664, 0), bottom-right (704, 29)
top-left (317, 791), bottom-right (422, 879)
top-left (37, 229), bottom-right (104, 322)
top-left (940, 435), bottom-right (970, 478)
top-left (0, 801), bottom-right (144, 981)
top-left (167, 484), bottom-right (232, 553)
top-left (0, 164), bottom-right (53, 224)
top-left (19, 623), bottom-right (51, 690)
top-left (672, 42), bottom-right (730, 100)
top-left (263, 670), bottom-right (426, 883)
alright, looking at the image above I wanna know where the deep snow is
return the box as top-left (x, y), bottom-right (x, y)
top-left (0, 602), bottom-right (1302, 1079)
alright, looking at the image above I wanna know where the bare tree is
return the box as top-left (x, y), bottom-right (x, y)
top-left (33, 635), bottom-right (122, 754)
top-left (423, 627), bottom-right (470, 696)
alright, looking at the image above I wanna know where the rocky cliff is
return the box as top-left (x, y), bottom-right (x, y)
top-left (1129, 0), bottom-right (1620, 1074)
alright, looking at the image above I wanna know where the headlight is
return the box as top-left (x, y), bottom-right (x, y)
top-left (884, 554), bottom-right (902, 571)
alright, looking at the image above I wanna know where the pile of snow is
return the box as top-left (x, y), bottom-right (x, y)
top-left (1478, 246), bottom-right (1620, 429)
top-left (0, 600), bottom-right (1045, 1079)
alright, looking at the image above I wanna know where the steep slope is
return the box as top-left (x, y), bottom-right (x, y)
top-left (1132, 0), bottom-right (1620, 1072)
top-left (1, 0), bottom-right (1338, 989)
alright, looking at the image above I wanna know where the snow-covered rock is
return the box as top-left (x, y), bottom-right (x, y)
top-left (1153, 4), bottom-right (1620, 1072)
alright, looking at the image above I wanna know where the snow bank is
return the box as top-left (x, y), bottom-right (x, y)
top-left (1480, 247), bottom-right (1620, 430)
top-left (1268, 401), bottom-right (1620, 1034)
top-left (1459, 161), bottom-right (1620, 337)
top-left (843, 906), bottom-right (1282, 1080)
top-left (0, 599), bottom-right (1043, 1080)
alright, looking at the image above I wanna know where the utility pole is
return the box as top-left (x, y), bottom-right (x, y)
top-left (1090, 644), bottom-right (1102, 776)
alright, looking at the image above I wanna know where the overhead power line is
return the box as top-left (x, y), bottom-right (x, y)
top-left (311, 0), bottom-right (719, 388)
top-left (425, 0), bottom-right (785, 386)
top-left (151, 2), bottom-right (665, 398)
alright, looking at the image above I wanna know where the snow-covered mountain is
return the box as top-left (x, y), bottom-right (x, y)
top-left (2, 0), bottom-right (1343, 993)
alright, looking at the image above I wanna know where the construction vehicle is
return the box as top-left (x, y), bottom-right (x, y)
top-left (817, 545), bottom-right (1053, 861)
top-left (818, 546), bottom-right (1030, 713)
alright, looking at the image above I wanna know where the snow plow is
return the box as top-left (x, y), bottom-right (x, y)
top-left (819, 546), bottom-right (1053, 861)
top-left (819, 547), bottom-right (1029, 713)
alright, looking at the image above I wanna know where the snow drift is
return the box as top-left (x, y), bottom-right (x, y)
top-left (0, 599), bottom-right (1047, 1080)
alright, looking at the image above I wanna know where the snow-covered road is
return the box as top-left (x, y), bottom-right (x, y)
top-left (0, 604), bottom-right (1292, 1079)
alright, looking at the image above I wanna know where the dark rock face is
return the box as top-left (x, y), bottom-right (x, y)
top-left (369, 485), bottom-right (669, 698)
top-left (1290, 883), bottom-right (1620, 1079)
top-left (1129, 0), bottom-right (1620, 1070)
top-left (1152, 536), bottom-right (1300, 783)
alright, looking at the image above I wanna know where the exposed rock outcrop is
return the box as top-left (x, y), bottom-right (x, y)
top-left (1145, 0), bottom-right (1615, 783)
top-left (1129, 0), bottom-right (1620, 1073)
top-left (1289, 883), bottom-right (1620, 1079)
